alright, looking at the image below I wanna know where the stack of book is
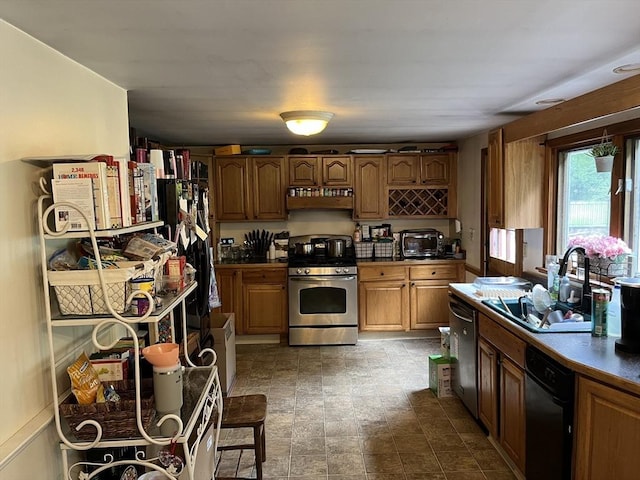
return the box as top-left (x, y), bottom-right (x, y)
top-left (50, 155), bottom-right (161, 231)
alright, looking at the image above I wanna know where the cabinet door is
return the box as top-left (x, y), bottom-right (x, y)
top-left (251, 156), bottom-right (287, 220)
top-left (289, 156), bottom-right (319, 186)
top-left (420, 154), bottom-right (450, 184)
top-left (359, 281), bottom-right (408, 331)
top-left (321, 156), bottom-right (352, 186)
top-left (242, 283), bottom-right (287, 334)
top-left (354, 155), bottom-right (386, 219)
top-left (487, 129), bottom-right (504, 229)
top-left (387, 154), bottom-right (419, 185)
top-left (409, 281), bottom-right (450, 329)
top-left (478, 337), bottom-right (499, 439)
top-left (213, 268), bottom-right (243, 334)
top-left (500, 357), bottom-right (526, 473)
top-left (215, 157), bottom-right (250, 220)
top-left (575, 376), bottom-right (640, 480)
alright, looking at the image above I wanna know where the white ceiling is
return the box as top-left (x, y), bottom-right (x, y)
top-left (2, 0), bottom-right (640, 147)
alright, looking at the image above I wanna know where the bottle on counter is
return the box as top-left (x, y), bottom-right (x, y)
top-left (608, 285), bottom-right (621, 337)
top-left (268, 241), bottom-right (276, 260)
top-left (559, 275), bottom-right (571, 302)
top-left (353, 223), bottom-right (362, 242)
top-left (546, 255), bottom-right (560, 302)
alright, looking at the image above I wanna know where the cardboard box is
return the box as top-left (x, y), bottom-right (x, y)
top-left (90, 356), bottom-right (129, 382)
top-left (214, 144), bottom-right (241, 155)
top-left (209, 313), bottom-right (237, 395)
top-left (429, 354), bottom-right (453, 398)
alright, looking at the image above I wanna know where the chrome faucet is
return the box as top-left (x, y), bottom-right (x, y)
top-left (559, 246), bottom-right (591, 315)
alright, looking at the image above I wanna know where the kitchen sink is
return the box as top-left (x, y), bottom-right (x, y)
top-left (482, 298), bottom-right (592, 333)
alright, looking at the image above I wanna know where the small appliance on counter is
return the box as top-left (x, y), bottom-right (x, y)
top-left (614, 277), bottom-right (640, 353)
top-left (400, 228), bottom-right (444, 258)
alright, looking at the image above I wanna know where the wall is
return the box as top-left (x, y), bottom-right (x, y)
top-left (0, 21), bottom-right (129, 478)
top-left (456, 132), bottom-right (488, 279)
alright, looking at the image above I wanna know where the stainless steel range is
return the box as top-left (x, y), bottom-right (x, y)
top-left (288, 235), bottom-right (358, 346)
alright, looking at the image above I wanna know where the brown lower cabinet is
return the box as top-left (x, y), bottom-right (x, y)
top-left (574, 375), bottom-right (640, 480)
top-left (477, 313), bottom-right (526, 474)
top-left (358, 262), bottom-right (463, 331)
top-left (213, 266), bottom-right (287, 335)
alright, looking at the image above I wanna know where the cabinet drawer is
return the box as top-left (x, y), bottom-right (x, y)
top-left (358, 266), bottom-right (406, 282)
top-left (479, 313), bottom-right (526, 368)
top-left (242, 269), bottom-right (286, 283)
top-left (409, 264), bottom-right (459, 281)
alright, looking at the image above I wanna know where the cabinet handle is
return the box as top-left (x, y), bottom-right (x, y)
top-left (431, 271), bottom-right (436, 275)
top-left (380, 272), bottom-right (384, 276)
top-left (402, 283), bottom-right (406, 288)
top-left (411, 282), bottom-right (415, 287)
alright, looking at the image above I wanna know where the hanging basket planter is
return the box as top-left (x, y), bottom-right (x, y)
top-left (589, 129), bottom-right (618, 173)
top-left (594, 155), bottom-right (614, 173)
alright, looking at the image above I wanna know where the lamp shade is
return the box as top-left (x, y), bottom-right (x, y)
top-left (280, 110), bottom-right (334, 136)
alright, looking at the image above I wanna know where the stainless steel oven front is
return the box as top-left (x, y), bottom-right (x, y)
top-left (288, 266), bottom-right (358, 345)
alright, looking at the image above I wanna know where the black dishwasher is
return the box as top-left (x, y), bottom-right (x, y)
top-left (525, 345), bottom-right (574, 480)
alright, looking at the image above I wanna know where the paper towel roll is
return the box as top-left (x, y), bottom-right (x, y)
top-left (149, 149), bottom-right (165, 179)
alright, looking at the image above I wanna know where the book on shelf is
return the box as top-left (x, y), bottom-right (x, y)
top-left (113, 157), bottom-right (132, 227)
top-left (104, 161), bottom-right (123, 228)
top-left (50, 178), bottom-right (96, 231)
top-left (52, 162), bottom-right (111, 230)
top-left (138, 162), bottom-right (160, 222)
top-left (128, 161), bottom-right (146, 224)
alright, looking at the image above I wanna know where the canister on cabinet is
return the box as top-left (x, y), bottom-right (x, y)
top-left (591, 288), bottom-right (609, 337)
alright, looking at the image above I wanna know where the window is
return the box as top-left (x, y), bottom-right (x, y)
top-left (626, 137), bottom-right (640, 274)
top-left (556, 147), bottom-right (612, 254)
top-left (490, 228), bottom-right (516, 263)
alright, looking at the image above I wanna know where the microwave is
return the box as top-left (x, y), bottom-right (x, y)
top-left (400, 229), bottom-right (444, 258)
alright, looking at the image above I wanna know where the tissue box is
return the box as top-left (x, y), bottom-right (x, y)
top-left (429, 354), bottom-right (452, 398)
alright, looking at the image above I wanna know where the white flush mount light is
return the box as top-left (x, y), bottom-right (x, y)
top-left (613, 63), bottom-right (640, 74)
top-left (280, 110), bottom-right (334, 136)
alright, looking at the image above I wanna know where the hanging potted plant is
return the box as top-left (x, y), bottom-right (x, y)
top-left (589, 130), bottom-right (618, 172)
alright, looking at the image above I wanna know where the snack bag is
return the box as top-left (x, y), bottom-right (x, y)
top-left (67, 352), bottom-right (104, 404)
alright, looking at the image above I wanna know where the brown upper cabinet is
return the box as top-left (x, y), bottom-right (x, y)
top-left (215, 155), bottom-right (287, 221)
top-left (387, 153), bottom-right (453, 185)
top-left (353, 155), bottom-right (386, 219)
top-left (487, 129), bottom-right (545, 229)
top-left (289, 155), bottom-right (352, 187)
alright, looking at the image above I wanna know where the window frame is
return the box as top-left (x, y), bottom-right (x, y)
top-left (544, 118), bottom-right (640, 261)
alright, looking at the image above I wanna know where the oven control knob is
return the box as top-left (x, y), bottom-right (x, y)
top-left (296, 268), bottom-right (304, 275)
top-left (304, 268), bottom-right (310, 275)
top-left (342, 268), bottom-right (350, 274)
top-left (335, 268), bottom-right (342, 274)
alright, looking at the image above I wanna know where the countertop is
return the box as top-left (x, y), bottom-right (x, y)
top-left (215, 259), bottom-right (288, 267)
top-left (215, 257), bottom-right (464, 267)
top-left (450, 283), bottom-right (640, 397)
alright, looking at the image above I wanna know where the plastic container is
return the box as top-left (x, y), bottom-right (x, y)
top-left (559, 276), bottom-right (571, 302)
top-left (608, 285), bottom-right (621, 337)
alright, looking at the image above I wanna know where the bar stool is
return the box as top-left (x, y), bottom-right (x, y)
top-left (216, 394), bottom-right (267, 480)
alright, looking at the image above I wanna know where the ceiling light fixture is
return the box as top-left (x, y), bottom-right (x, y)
top-left (613, 63), bottom-right (640, 74)
top-left (280, 110), bottom-right (334, 136)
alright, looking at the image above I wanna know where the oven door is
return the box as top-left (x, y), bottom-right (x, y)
top-left (288, 275), bottom-right (358, 327)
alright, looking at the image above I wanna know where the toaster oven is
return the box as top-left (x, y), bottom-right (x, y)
top-left (400, 229), bottom-right (444, 258)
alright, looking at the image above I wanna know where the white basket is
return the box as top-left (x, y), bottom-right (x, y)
top-left (374, 242), bottom-right (394, 258)
top-left (48, 259), bottom-right (158, 315)
top-left (354, 242), bottom-right (374, 258)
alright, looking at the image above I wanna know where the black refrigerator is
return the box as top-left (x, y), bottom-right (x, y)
top-left (157, 155), bottom-right (214, 352)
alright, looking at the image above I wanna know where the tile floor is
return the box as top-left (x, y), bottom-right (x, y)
top-left (215, 337), bottom-right (516, 480)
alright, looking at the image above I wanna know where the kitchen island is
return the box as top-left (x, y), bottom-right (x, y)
top-left (450, 282), bottom-right (640, 480)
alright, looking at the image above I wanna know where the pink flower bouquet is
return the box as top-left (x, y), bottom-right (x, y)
top-left (567, 235), bottom-right (631, 259)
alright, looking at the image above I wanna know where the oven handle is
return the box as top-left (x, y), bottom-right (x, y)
top-left (289, 276), bottom-right (357, 282)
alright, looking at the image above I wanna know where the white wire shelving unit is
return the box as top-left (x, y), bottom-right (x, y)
top-left (35, 184), bottom-right (223, 480)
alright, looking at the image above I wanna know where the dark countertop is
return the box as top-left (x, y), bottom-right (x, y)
top-left (215, 258), bottom-right (288, 267)
top-left (450, 283), bottom-right (640, 396)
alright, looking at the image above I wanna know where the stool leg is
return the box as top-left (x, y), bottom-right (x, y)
top-left (260, 423), bottom-right (266, 462)
top-left (254, 425), bottom-right (263, 480)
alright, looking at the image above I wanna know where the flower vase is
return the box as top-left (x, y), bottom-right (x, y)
top-left (594, 155), bottom-right (614, 172)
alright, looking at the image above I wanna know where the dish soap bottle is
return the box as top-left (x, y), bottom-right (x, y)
top-left (268, 241), bottom-right (276, 261)
top-left (559, 276), bottom-right (571, 302)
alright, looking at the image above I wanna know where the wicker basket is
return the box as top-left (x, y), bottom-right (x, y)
top-left (59, 379), bottom-right (155, 440)
top-left (374, 242), bottom-right (394, 258)
top-left (354, 242), bottom-right (374, 258)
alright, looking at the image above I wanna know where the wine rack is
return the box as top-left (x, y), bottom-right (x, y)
top-left (388, 187), bottom-right (450, 217)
